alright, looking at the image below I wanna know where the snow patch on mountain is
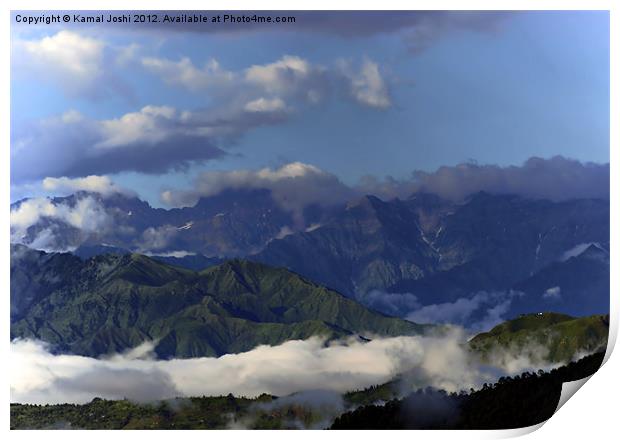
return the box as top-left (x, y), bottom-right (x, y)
top-left (560, 242), bottom-right (606, 261)
top-left (177, 221), bottom-right (194, 230)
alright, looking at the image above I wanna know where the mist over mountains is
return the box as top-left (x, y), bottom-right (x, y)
top-left (9, 8), bottom-right (611, 429)
top-left (10, 158), bottom-right (609, 329)
top-left (9, 158), bottom-right (610, 427)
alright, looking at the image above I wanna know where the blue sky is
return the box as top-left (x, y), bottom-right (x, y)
top-left (10, 11), bottom-right (609, 206)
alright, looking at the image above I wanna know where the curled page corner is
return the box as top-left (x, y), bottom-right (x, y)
top-left (555, 336), bottom-right (615, 415)
top-left (502, 421), bottom-right (547, 438)
top-left (555, 375), bottom-right (592, 413)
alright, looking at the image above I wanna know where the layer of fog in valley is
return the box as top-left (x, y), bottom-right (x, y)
top-left (11, 328), bottom-right (574, 406)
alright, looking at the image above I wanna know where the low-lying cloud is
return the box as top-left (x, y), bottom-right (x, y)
top-left (405, 291), bottom-right (522, 333)
top-left (359, 290), bottom-right (521, 333)
top-left (10, 196), bottom-right (112, 251)
top-left (10, 330), bottom-right (568, 406)
top-left (161, 162), bottom-right (355, 224)
top-left (41, 175), bottom-right (133, 198)
top-left (162, 156), bottom-right (609, 217)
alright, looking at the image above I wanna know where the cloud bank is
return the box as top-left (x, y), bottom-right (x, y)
top-left (11, 329), bottom-right (571, 406)
top-left (357, 156), bottom-right (610, 202)
top-left (161, 162), bottom-right (355, 223)
top-left (41, 175), bottom-right (132, 198)
top-left (404, 291), bottom-right (523, 332)
top-left (162, 156), bottom-right (609, 214)
top-left (361, 290), bottom-right (521, 333)
top-left (10, 156), bottom-right (608, 252)
top-left (10, 196), bottom-right (112, 250)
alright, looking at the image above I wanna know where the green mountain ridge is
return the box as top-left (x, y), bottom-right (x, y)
top-left (468, 312), bottom-right (609, 364)
top-left (11, 245), bottom-right (427, 358)
top-left (343, 312), bottom-right (609, 406)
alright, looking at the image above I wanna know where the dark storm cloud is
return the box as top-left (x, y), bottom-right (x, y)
top-left (10, 104), bottom-right (291, 182)
top-left (139, 10), bottom-right (507, 42)
top-left (12, 11), bottom-right (509, 53)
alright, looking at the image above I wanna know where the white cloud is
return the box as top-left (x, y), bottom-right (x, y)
top-left (14, 31), bottom-right (129, 99)
top-left (10, 196), bottom-right (112, 251)
top-left (142, 54), bottom-right (326, 105)
top-left (11, 330), bottom-right (543, 405)
top-left (115, 43), bottom-right (140, 66)
top-left (144, 250), bottom-right (197, 258)
top-left (144, 54), bottom-right (406, 111)
top-left (60, 109), bottom-right (85, 124)
top-left (405, 291), bottom-right (521, 332)
top-left (244, 55), bottom-right (322, 98)
top-left (96, 105), bottom-right (180, 149)
top-left (244, 97), bottom-right (287, 113)
top-left (305, 223), bottom-right (323, 232)
top-left (543, 286), bottom-right (562, 300)
top-left (138, 225), bottom-right (179, 252)
top-left (22, 30), bottom-right (103, 79)
top-left (10, 197), bottom-right (109, 233)
top-left (340, 58), bottom-right (392, 109)
top-left (161, 162), bottom-right (354, 224)
top-left (42, 175), bottom-right (130, 197)
top-left (274, 226), bottom-right (294, 240)
top-left (407, 295), bottom-right (487, 325)
top-left (141, 56), bottom-right (235, 91)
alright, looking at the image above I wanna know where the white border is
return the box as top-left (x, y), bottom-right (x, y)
top-left (2, 1), bottom-right (616, 439)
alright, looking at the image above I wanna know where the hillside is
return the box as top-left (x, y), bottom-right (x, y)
top-left (10, 246), bottom-right (427, 358)
top-left (468, 312), bottom-right (609, 364)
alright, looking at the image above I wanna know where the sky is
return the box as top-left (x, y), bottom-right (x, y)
top-left (10, 10), bottom-right (610, 207)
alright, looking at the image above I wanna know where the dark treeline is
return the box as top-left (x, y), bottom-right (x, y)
top-left (331, 351), bottom-right (605, 430)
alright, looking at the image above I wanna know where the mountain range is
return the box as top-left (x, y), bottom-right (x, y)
top-left (255, 192), bottom-right (609, 306)
top-left (11, 188), bottom-right (610, 331)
